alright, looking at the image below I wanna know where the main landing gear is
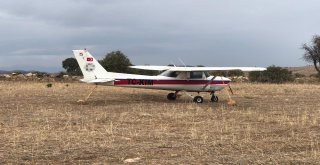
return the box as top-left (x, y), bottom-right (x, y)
top-left (166, 91), bottom-right (219, 104)
top-left (167, 92), bottom-right (177, 100)
top-left (193, 96), bottom-right (204, 103)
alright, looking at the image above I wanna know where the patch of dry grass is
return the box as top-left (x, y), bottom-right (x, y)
top-left (0, 81), bottom-right (320, 164)
top-left (287, 66), bottom-right (318, 76)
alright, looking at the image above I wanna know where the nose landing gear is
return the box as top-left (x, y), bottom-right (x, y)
top-left (210, 92), bottom-right (219, 102)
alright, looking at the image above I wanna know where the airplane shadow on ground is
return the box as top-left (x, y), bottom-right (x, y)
top-left (68, 93), bottom-right (246, 108)
top-left (68, 90), bottom-right (257, 108)
top-left (83, 94), bottom-right (192, 106)
top-left (69, 91), bottom-right (205, 106)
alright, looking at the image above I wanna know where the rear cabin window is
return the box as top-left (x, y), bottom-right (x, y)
top-left (190, 71), bottom-right (203, 79)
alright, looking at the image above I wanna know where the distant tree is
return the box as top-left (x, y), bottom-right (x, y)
top-left (249, 65), bottom-right (293, 83)
top-left (62, 58), bottom-right (82, 75)
top-left (99, 51), bottom-right (134, 73)
top-left (33, 71), bottom-right (49, 78)
top-left (228, 70), bottom-right (244, 77)
top-left (302, 35), bottom-right (320, 75)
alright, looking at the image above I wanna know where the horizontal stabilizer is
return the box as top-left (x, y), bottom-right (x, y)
top-left (81, 78), bottom-right (115, 83)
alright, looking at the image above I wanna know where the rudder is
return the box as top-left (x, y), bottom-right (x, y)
top-left (73, 49), bottom-right (111, 82)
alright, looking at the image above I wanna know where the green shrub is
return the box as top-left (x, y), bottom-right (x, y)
top-left (211, 70), bottom-right (244, 77)
top-left (46, 83), bottom-right (53, 88)
top-left (249, 65), bottom-right (294, 83)
top-left (310, 73), bottom-right (320, 78)
top-left (294, 73), bottom-right (305, 78)
top-left (228, 70), bottom-right (244, 77)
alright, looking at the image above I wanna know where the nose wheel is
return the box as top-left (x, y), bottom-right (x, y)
top-left (211, 95), bottom-right (219, 102)
top-left (210, 92), bottom-right (219, 102)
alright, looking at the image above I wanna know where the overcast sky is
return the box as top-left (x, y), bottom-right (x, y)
top-left (0, 0), bottom-right (319, 72)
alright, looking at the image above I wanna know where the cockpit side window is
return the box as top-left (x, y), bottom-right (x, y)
top-left (190, 71), bottom-right (203, 79)
top-left (168, 71), bottom-right (178, 77)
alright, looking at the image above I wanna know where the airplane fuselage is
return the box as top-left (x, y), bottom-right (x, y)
top-left (73, 49), bottom-right (266, 103)
top-left (93, 72), bottom-right (231, 92)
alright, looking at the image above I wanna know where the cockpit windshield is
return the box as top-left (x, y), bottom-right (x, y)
top-left (204, 71), bottom-right (211, 78)
top-left (160, 70), bottom-right (178, 77)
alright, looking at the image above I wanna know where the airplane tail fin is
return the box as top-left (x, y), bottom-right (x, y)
top-left (73, 49), bottom-right (112, 82)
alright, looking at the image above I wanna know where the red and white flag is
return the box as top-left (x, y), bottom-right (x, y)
top-left (87, 57), bottom-right (93, 62)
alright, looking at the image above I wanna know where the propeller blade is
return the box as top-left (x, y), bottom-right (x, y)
top-left (228, 84), bottom-right (234, 95)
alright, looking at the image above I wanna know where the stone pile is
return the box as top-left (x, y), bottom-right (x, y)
top-left (0, 72), bottom-right (81, 82)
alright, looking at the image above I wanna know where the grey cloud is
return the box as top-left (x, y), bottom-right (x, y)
top-left (0, 0), bottom-right (319, 72)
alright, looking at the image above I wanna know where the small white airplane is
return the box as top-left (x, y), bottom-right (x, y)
top-left (73, 49), bottom-right (266, 103)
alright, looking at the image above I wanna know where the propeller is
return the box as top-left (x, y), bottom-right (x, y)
top-left (221, 77), bottom-right (236, 106)
top-left (228, 84), bottom-right (234, 95)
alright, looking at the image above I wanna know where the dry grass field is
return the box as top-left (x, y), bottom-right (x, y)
top-left (288, 66), bottom-right (318, 76)
top-left (0, 81), bottom-right (320, 164)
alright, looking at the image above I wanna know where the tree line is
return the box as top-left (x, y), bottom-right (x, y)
top-left (62, 50), bottom-right (157, 76)
top-left (62, 34), bottom-right (320, 83)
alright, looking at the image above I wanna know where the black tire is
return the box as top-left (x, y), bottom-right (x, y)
top-left (211, 95), bottom-right (219, 102)
top-left (167, 93), bottom-right (176, 100)
top-left (193, 96), bottom-right (204, 103)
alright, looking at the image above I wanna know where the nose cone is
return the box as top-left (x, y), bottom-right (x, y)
top-left (224, 77), bottom-right (231, 82)
top-left (222, 77), bottom-right (231, 84)
top-left (214, 76), bottom-right (231, 84)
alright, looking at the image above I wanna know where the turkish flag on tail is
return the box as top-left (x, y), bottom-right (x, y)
top-left (87, 57), bottom-right (93, 62)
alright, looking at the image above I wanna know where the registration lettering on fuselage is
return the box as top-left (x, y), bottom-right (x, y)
top-left (128, 79), bottom-right (154, 85)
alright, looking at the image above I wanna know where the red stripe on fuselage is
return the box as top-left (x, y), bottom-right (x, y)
top-left (114, 79), bottom-right (230, 86)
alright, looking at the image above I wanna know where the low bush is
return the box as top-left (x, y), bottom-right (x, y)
top-left (211, 70), bottom-right (244, 77)
top-left (249, 65), bottom-right (294, 83)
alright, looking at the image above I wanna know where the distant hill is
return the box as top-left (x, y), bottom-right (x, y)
top-left (0, 70), bottom-right (10, 74)
top-left (286, 66), bottom-right (318, 76)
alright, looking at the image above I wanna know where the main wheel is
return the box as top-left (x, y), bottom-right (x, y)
top-left (193, 96), bottom-right (204, 103)
top-left (167, 93), bottom-right (177, 100)
top-left (211, 95), bottom-right (219, 102)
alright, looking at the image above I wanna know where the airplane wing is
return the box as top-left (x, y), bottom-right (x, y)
top-left (168, 67), bottom-right (267, 72)
top-left (130, 65), bottom-right (266, 71)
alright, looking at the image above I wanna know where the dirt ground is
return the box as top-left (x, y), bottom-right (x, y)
top-left (0, 81), bottom-right (320, 164)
